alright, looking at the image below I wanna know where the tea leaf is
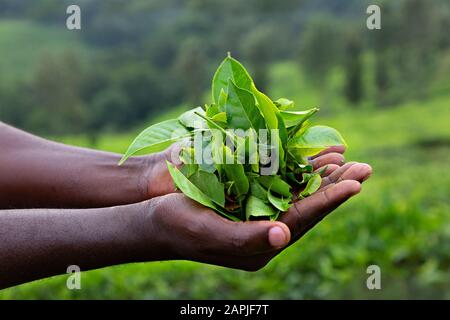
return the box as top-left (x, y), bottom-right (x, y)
top-left (288, 125), bottom-right (347, 157)
top-left (268, 187), bottom-right (292, 212)
top-left (276, 112), bottom-right (288, 148)
top-left (223, 146), bottom-right (249, 197)
top-left (270, 212), bottom-right (280, 221)
top-left (251, 85), bottom-right (278, 130)
top-left (212, 55), bottom-right (253, 104)
top-left (258, 175), bottom-right (291, 198)
top-left (249, 180), bottom-right (268, 201)
top-left (274, 98), bottom-right (294, 110)
top-left (280, 108), bottom-right (319, 128)
top-left (119, 119), bottom-right (191, 165)
top-left (167, 162), bottom-right (240, 221)
top-left (179, 106), bottom-right (207, 129)
top-left (218, 89), bottom-right (228, 112)
top-left (206, 104), bottom-right (220, 118)
top-left (300, 173), bottom-right (322, 197)
top-left (212, 112), bottom-right (227, 123)
top-left (180, 163), bottom-right (198, 178)
top-left (226, 80), bottom-right (266, 131)
top-left (189, 170), bottom-right (225, 207)
top-left (245, 195), bottom-right (276, 220)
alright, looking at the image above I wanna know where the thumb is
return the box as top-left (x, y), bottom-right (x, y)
top-left (221, 220), bottom-right (291, 256)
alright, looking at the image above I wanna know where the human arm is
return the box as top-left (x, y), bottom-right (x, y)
top-left (0, 122), bottom-right (172, 209)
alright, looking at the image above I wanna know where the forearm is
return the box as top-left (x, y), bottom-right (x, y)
top-left (0, 201), bottom-right (163, 289)
top-left (0, 122), bottom-right (149, 208)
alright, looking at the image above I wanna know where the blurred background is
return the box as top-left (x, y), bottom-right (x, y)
top-left (0, 0), bottom-right (449, 299)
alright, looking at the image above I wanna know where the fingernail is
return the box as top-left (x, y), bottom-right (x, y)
top-left (268, 226), bottom-right (288, 248)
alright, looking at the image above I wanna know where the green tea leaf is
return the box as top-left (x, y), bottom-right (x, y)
top-left (258, 175), bottom-right (291, 198)
top-left (179, 147), bottom-right (194, 164)
top-left (245, 195), bottom-right (276, 220)
top-left (119, 119), bottom-right (191, 165)
top-left (270, 212), bottom-right (280, 221)
top-left (287, 149), bottom-right (311, 172)
top-left (280, 108), bottom-right (318, 128)
top-left (300, 173), bottom-right (322, 197)
top-left (274, 98), bottom-right (294, 110)
top-left (288, 125), bottom-right (347, 157)
top-left (195, 111), bottom-right (245, 151)
top-left (248, 129), bottom-right (259, 173)
top-left (210, 128), bottom-right (225, 175)
top-left (180, 163), bottom-right (198, 178)
top-left (226, 80), bottom-right (266, 131)
top-left (218, 88), bottom-right (228, 112)
top-left (189, 170), bottom-right (225, 207)
top-left (276, 112), bottom-right (288, 148)
top-left (179, 106), bottom-right (207, 129)
top-left (211, 112), bottom-right (227, 123)
top-left (167, 161), bottom-right (217, 208)
top-left (212, 55), bottom-right (253, 104)
top-left (268, 187), bottom-right (292, 212)
top-left (223, 146), bottom-right (249, 197)
top-left (249, 180), bottom-right (268, 201)
top-left (285, 172), bottom-right (302, 187)
top-left (206, 104), bottom-right (220, 118)
top-left (167, 162), bottom-right (240, 221)
top-left (251, 84), bottom-right (278, 130)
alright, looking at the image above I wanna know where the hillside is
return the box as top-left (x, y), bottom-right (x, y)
top-left (0, 19), bottom-right (91, 82)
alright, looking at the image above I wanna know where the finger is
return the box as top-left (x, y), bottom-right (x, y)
top-left (310, 153), bottom-right (345, 170)
top-left (280, 180), bottom-right (361, 239)
top-left (310, 145), bottom-right (346, 159)
top-left (316, 164), bottom-right (340, 177)
top-left (204, 214), bottom-right (292, 256)
top-left (164, 143), bottom-right (183, 166)
top-left (321, 162), bottom-right (372, 189)
top-left (336, 163), bottom-right (372, 183)
top-left (320, 161), bottom-right (357, 188)
top-left (318, 163), bottom-right (371, 192)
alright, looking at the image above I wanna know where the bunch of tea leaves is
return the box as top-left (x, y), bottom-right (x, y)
top-left (120, 54), bottom-right (346, 221)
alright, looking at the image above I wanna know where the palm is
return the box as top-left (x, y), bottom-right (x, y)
top-left (280, 160), bottom-right (372, 242)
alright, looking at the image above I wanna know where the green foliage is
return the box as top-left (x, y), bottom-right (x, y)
top-left (288, 125), bottom-right (347, 157)
top-left (120, 56), bottom-right (346, 221)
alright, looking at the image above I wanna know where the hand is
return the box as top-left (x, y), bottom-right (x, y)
top-left (138, 158), bottom-right (372, 271)
top-left (141, 145), bottom-right (181, 198)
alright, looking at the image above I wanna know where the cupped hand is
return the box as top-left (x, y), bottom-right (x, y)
top-left (139, 154), bottom-right (372, 271)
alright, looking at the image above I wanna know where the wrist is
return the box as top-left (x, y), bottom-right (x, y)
top-left (112, 155), bottom-right (151, 204)
top-left (130, 198), bottom-right (176, 262)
